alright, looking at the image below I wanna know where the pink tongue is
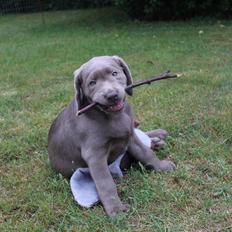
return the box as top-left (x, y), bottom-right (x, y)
top-left (108, 101), bottom-right (124, 112)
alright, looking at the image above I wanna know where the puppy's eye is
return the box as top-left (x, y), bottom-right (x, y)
top-left (112, 71), bottom-right (118, 76)
top-left (89, 80), bottom-right (96, 86)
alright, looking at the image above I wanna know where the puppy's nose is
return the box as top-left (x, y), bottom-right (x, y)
top-left (105, 92), bottom-right (119, 102)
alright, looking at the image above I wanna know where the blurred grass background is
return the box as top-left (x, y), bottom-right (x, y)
top-left (0, 8), bottom-right (231, 231)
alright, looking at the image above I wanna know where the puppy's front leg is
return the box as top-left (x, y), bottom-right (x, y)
top-left (83, 149), bottom-right (129, 217)
top-left (128, 132), bottom-right (176, 172)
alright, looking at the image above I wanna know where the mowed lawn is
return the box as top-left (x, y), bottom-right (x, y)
top-left (0, 8), bottom-right (231, 231)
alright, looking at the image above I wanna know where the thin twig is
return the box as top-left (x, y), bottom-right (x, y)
top-left (125, 70), bottom-right (177, 91)
top-left (76, 102), bottom-right (97, 116)
top-left (76, 70), bottom-right (179, 116)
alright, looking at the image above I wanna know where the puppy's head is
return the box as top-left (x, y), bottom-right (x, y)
top-left (74, 56), bottom-right (133, 113)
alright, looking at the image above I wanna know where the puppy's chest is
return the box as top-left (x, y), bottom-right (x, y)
top-left (110, 123), bottom-right (131, 139)
top-left (108, 137), bottom-right (129, 164)
top-left (107, 114), bottom-right (132, 139)
top-left (106, 116), bottom-right (132, 163)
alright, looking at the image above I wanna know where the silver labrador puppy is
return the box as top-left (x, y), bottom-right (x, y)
top-left (48, 56), bottom-right (175, 217)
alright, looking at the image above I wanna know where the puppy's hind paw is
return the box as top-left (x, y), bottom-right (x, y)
top-left (156, 160), bottom-right (176, 172)
top-left (150, 137), bottom-right (166, 150)
top-left (146, 129), bottom-right (169, 140)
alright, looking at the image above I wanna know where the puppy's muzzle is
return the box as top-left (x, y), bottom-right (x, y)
top-left (95, 89), bottom-right (125, 113)
top-left (104, 91), bottom-right (119, 104)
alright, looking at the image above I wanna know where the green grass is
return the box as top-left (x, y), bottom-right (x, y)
top-left (0, 8), bottom-right (232, 231)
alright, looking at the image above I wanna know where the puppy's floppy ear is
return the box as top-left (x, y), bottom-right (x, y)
top-left (73, 66), bottom-right (84, 111)
top-left (113, 55), bottom-right (133, 96)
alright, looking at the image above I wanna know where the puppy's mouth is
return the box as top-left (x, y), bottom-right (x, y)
top-left (98, 100), bottom-right (125, 113)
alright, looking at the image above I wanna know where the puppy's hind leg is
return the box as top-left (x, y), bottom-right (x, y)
top-left (128, 132), bottom-right (176, 172)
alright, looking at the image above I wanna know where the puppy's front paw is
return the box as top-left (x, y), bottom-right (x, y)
top-left (155, 160), bottom-right (176, 172)
top-left (106, 203), bottom-right (129, 217)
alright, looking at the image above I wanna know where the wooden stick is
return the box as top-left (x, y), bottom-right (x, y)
top-left (125, 70), bottom-right (177, 91)
top-left (76, 70), bottom-right (179, 116)
top-left (76, 102), bottom-right (97, 116)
